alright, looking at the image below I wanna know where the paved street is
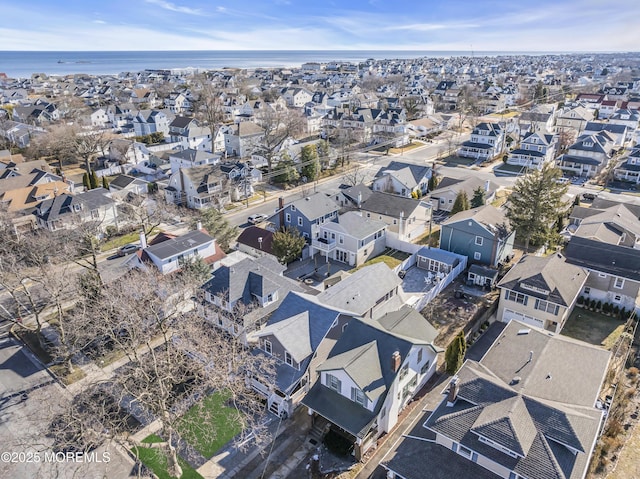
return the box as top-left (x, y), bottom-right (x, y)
top-left (0, 337), bottom-right (137, 479)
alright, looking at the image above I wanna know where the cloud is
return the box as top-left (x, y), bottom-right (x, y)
top-left (92, 20), bottom-right (107, 24)
top-left (144, 0), bottom-right (203, 15)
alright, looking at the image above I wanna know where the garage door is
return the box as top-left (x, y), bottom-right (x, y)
top-left (503, 309), bottom-right (545, 329)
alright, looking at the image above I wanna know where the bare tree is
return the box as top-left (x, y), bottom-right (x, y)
top-left (191, 75), bottom-right (227, 153)
top-left (51, 269), bottom-right (275, 478)
top-left (252, 106), bottom-right (304, 175)
top-left (341, 164), bottom-right (368, 186)
top-left (119, 192), bottom-right (181, 237)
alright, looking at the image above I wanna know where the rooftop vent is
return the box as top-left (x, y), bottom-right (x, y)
top-left (517, 328), bottom-right (531, 335)
top-left (510, 376), bottom-right (522, 385)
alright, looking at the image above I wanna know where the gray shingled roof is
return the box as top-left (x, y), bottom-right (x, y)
top-left (374, 161), bottom-right (431, 189)
top-left (145, 230), bottom-right (214, 260)
top-left (316, 262), bottom-right (402, 317)
top-left (497, 253), bottom-right (587, 307)
top-left (418, 319), bottom-right (609, 479)
top-left (441, 204), bottom-right (511, 235)
top-left (256, 311), bottom-right (312, 363)
top-left (323, 211), bottom-right (386, 239)
top-left (359, 191), bottom-right (425, 217)
top-left (201, 255), bottom-right (288, 304)
top-left (286, 192), bottom-right (339, 220)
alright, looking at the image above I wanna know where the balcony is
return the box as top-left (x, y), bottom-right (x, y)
top-left (312, 237), bottom-right (336, 252)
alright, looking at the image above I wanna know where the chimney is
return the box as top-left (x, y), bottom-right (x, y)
top-left (446, 376), bottom-right (459, 407)
top-left (139, 230), bottom-right (147, 249)
top-left (391, 351), bottom-right (401, 373)
top-left (258, 237), bottom-right (263, 249)
top-left (278, 197), bottom-right (285, 228)
top-left (357, 192), bottom-right (362, 208)
top-left (197, 221), bottom-right (202, 231)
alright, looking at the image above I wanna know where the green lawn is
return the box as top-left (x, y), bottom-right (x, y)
top-left (102, 227), bottom-right (159, 251)
top-left (351, 254), bottom-right (403, 272)
top-left (176, 392), bottom-right (243, 458)
top-left (132, 436), bottom-right (204, 479)
top-left (561, 307), bottom-right (625, 350)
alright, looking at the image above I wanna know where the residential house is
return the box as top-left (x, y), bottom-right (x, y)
top-left (358, 191), bottom-right (432, 241)
top-left (139, 229), bottom-right (222, 275)
top-left (169, 149), bottom-right (220, 175)
top-left (608, 108), bottom-right (639, 134)
top-left (251, 291), bottom-right (348, 418)
top-left (200, 255), bottom-right (304, 337)
top-left (312, 211), bottom-right (387, 267)
top-left (303, 306), bottom-right (440, 460)
top-left (582, 121), bottom-right (629, 147)
top-left (613, 145), bottom-right (640, 184)
top-left (517, 111), bottom-right (554, 133)
top-left (565, 198), bottom-right (640, 313)
top-left (556, 132), bottom-right (614, 178)
top-left (235, 226), bottom-right (277, 260)
top-left (315, 262), bottom-right (404, 320)
top-left (107, 174), bottom-right (149, 198)
top-left (168, 116), bottom-right (213, 152)
top-left (440, 205), bottom-right (515, 267)
top-left (271, 192), bottom-right (340, 240)
top-left (382, 319), bottom-right (610, 479)
top-left (132, 109), bottom-right (170, 137)
top-left (164, 161), bottom-right (255, 209)
top-left (496, 253), bottom-right (588, 333)
top-left (430, 177), bottom-right (497, 213)
top-left (372, 161), bottom-right (432, 198)
top-left (458, 123), bottom-right (505, 161)
top-left (224, 121), bottom-right (265, 158)
top-left (164, 92), bottom-right (191, 114)
top-left (506, 131), bottom-right (557, 171)
top-left (556, 104), bottom-right (593, 131)
top-left (281, 87), bottom-right (313, 108)
top-left (34, 188), bottom-right (119, 232)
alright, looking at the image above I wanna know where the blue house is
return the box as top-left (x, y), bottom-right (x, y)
top-left (271, 192), bottom-right (340, 240)
top-left (439, 205), bottom-right (514, 267)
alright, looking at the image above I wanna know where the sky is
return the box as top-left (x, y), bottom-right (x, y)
top-left (1, 0), bottom-right (639, 52)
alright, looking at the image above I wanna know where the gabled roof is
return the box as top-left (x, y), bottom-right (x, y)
top-left (201, 255), bottom-right (288, 305)
top-left (284, 191), bottom-right (339, 220)
top-left (420, 319), bottom-right (610, 479)
top-left (316, 262), bottom-right (402, 318)
top-left (236, 226), bottom-right (275, 255)
top-left (431, 176), bottom-right (497, 197)
top-left (374, 305), bottom-right (440, 347)
top-left (35, 188), bottom-right (114, 222)
top-left (322, 211), bottom-right (386, 239)
top-left (256, 311), bottom-right (312, 363)
top-left (359, 191), bottom-right (426, 217)
top-left (497, 253), bottom-right (587, 307)
top-left (374, 161), bottom-right (432, 189)
top-left (441, 204), bottom-right (511, 237)
top-left (145, 230), bottom-right (214, 261)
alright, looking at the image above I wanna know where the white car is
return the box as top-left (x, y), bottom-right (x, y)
top-left (247, 213), bottom-right (268, 225)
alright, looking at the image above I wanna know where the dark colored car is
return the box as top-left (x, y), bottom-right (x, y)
top-left (117, 244), bottom-right (140, 257)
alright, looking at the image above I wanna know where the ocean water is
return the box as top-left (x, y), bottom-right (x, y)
top-left (0, 50), bottom-right (550, 79)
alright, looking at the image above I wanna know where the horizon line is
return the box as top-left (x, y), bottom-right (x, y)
top-left (1, 49), bottom-right (638, 54)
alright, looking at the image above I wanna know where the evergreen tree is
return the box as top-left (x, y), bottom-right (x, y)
top-left (451, 191), bottom-right (470, 215)
top-left (89, 170), bottom-right (99, 190)
top-left (192, 208), bottom-right (238, 252)
top-left (505, 163), bottom-right (569, 250)
top-left (272, 227), bottom-right (306, 264)
top-left (445, 331), bottom-right (467, 375)
top-left (300, 144), bottom-right (320, 182)
top-left (428, 173), bottom-right (439, 191)
top-left (82, 172), bottom-right (90, 190)
top-left (102, 176), bottom-right (109, 189)
top-left (470, 186), bottom-right (487, 208)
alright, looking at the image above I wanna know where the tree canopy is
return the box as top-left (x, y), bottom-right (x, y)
top-left (272, 227), bottom-right (306, 264)
top-left (505, 163), bottom-right (569, 250)
top-left (470, 186), bottom-right (487, 208)
top-left (451, 191), bottom-right (470, 215)
top-left (192, 208), bottom-right (238, 252)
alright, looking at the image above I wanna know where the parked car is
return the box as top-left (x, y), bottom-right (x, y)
top-left (247, 213), bottom-right (268, 225)
top-left (117, 244), bottom-right (140, 257)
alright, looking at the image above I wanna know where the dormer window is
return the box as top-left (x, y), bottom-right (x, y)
top-left (351, 387), bottom-right (367, 407)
